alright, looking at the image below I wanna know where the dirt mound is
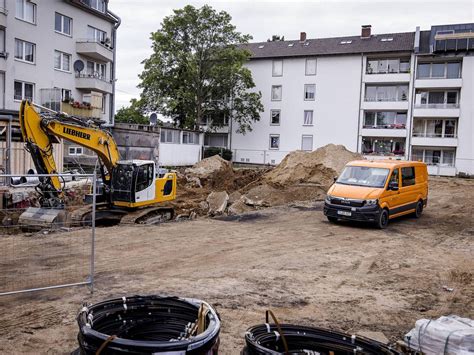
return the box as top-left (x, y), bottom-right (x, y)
top-left (264, 144), bottom-right (363, 189)
top-left (184, 155), bottom-right (235, 189)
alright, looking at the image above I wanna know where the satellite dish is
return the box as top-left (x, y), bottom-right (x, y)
top-left (74, 60), bottom-right (85, 73)
top-left (149, 113), bottom-right (158, 126)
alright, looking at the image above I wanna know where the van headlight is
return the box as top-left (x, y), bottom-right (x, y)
top-left (365, 199), bottom-right (378, 206)
top-left (325, 195), bottom-right (332, 203)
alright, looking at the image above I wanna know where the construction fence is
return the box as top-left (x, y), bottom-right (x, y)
top-left (0, 173), bottom-right (97, 296)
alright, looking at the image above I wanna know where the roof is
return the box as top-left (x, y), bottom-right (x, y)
top-left (67, 0), bottom-right (119, 23)
top-left (347, 160), bottom-right (427, 168)
top-left (242, 32), bottom-right (415, 59)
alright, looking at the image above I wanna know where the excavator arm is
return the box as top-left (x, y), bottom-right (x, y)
top-left (19, 100), bottom-right (121, 206)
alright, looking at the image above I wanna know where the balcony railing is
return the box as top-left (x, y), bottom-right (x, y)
top-left (363, 124), bottom-right (406, 129)
top-left (412, 132), bottom-right (457, 138)
top-left (414, 103), bottom-right (459, 109)
top-left (77, 38), bottom-right (113, 50)
top-left (75, 72), bottom-right (111, 83)
top-left (365, 97), bottom-right (408, 102)
top-left (362, 150), bottom-right (405, 156)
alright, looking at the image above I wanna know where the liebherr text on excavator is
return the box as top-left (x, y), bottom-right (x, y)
top-left (18, 100), bottom-right (177, 230)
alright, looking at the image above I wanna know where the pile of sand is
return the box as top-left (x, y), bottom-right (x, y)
top-left (184, 155), bottom-right (235, 188)
top-left (264, 144), bottom-right (363, 189)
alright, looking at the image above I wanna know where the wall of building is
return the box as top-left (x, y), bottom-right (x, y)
top-left (1, 0), bottom-right (117, 125)
top-left (159, 142), bottom-right (202, 167)
top-left (232, 55), bottom-right (362, 164)
top-left (456, 56), bottom-right (474, 175)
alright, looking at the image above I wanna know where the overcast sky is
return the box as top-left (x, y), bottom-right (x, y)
top-left (111, 0), bottom-right (473, 110)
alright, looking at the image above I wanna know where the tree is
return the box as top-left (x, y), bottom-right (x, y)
top-left (138, 5), bottom-right (263, 133)
top-left (114, 98), bottom-right (149, 124)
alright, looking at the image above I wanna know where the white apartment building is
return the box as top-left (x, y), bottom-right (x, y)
top-left (228, 24), bottom-right (474, 176)
top-left (0, 0), bottom-right (120, 125)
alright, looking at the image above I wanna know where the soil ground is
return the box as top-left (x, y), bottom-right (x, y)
top-left (0, 176), bottom-right (473, 354)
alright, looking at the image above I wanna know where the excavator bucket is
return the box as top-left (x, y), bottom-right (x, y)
top-left (18, 207), bottom-right (68, 232)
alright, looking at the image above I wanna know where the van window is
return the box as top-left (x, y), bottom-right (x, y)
top-left (389, 168), bottom-right (399, 185)
top-left (401, 167), bottom-right (415, 186)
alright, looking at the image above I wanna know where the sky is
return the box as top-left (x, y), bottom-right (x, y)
top-left (111, 0), bottom-right (474, 110)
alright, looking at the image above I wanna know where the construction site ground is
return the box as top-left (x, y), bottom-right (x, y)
top-left (0, 176), bottom-right (473, 354)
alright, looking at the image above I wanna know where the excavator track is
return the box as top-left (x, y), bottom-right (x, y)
top-left (119, 207), bottom-right (175, 225)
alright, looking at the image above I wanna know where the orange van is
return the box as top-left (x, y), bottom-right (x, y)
top-left (323, 160), bottom-right (428, 228)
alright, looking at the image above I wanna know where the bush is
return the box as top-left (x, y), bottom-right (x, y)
top-left (204, 147), bottom-right (232, 161)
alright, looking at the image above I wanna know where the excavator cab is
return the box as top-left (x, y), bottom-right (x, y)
top-left (111, 160), bottom-right (176, 208)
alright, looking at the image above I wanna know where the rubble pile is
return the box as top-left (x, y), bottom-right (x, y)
top-left (177, 145), bottom-right (362, 218)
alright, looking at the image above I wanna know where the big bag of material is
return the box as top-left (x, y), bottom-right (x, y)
top-left (404, 315), bottom-right (474, 354)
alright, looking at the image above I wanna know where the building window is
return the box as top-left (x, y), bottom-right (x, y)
top-left (269, 134), bottom-right (280, 150)
top-left (270, 110), bottom-right (280, 125)
top-left (54, 50), bottom-right (71, 72)
top-left (365, 85), bottom-right (408, 102)
top-left (303, 110), bottom-right (313, 125)
top-left (89, 0), bottom-right (106, 12)
top-left (363, 111), bottom-right (407, 129)
top-left (301, 135), bottom-right (313, 151)
top-left (305, 58), bottom-right (317, 75)
top-left (14, 81), bottom-right (34, 101)
top-left (304, 84), bottom-right (315, 100)
top-left (412, 148), bottom-right (456, 166)
top-left (160, 129), bottom-right (180, 144)
top-left (204, 133), bottom-right (228, 148)
top-left (416, 62), bottom-right (462, 79)
top-left (86, 61), bottom-right (107, 80)
top-left (14, 39), bottom-right (35, 63)
top-left (272, 60), bottom-right (283, 76)
top-left (362, 137), bottom-right (405, 156)
top-left (55, 13), bottom-right (72, 36)
top-left (62, 89), bottom-right (71, 102)
top-left (87, 25), bottom-right (107, 43)
top-left (271, 85), bottom-right (282, 101)
top-left (182, 131), bottom-right (199, 144)
top-left (69, 147), bottom-right (84, 156)
top-left (15, 0), bottom-right (36, 24)
top-left (412, 118), bottom-right (457, 138)
top-left (366, 58), bottom-right (410, 74)
top-left (415, 90), bottom-right (459, 108)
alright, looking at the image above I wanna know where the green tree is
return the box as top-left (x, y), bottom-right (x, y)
top-left (138, 5), bottom-right (263, 133)
top-left (114, 98), bottom-right (149, 124)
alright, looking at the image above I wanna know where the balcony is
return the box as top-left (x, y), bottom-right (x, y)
top-left (61, 101), bottom-right (103, 119)
top-left (364, 73), bottom-right (411, 83)
top-left (75, 73), bottom-right (113, 94)
top-left (361, 127), bottom-right (407, 138)
top-left (413, 104), bottom-right (459, 118)
top-left (415, 78), bottom-right (462, 89)
top-left (362, 99), bottom-right (409, 111)
top-left (0, 5), bottom-right (7, 27)
top-left (411, 136), bottom-right (458, 147)
top-left (76, 39), bottom-right (113, 62)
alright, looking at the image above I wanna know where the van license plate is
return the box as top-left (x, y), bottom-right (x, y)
top-left (337, 210), bottom-right (352, 216)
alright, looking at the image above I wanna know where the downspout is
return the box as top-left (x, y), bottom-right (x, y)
top-left (356, 53), bottom-right (364, 153)
top-left (107, 8), bottom-right (121, 127)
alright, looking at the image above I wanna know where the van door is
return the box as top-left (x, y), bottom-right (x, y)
top-left (398, 166), bottom-right (417, 214)
top-left (385, 168), bottom-right (400, 212)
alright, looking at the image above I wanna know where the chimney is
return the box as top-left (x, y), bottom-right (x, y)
top-left (300, 32), bottom-right (307, 42)
top-left (361, 25), bottom-right (371, 39)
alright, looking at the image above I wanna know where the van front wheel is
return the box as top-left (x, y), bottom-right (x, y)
top-left (327, 216), bottom-right (338, 223)
top-left (377, 209), bottom-right (389, 229)
top-left (414, 200), bottom-right (423, 218)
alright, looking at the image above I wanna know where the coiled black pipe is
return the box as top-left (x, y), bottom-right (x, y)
top-left (244, 321), bottom-right (401, 354)
top-left (76, 295), bottom-right (220, 354)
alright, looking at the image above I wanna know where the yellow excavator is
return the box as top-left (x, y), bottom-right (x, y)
top-left (18, 100), bottom-right (177, 230)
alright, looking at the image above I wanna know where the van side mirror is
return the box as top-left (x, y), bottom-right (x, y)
top-left (333, 176), bottom-right (338, 182)
top-left (388, 181), bottom-right (399, 191)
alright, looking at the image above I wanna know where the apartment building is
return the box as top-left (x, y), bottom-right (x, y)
top-left (0, 0), bottom-right (119, 126)
top-left (229, 23), bottom-right (473, 176)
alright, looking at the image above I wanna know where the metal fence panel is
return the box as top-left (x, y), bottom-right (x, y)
top-left (0, 173), bottom-right (96, 296)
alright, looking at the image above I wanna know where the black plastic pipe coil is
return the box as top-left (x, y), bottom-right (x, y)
top-left (244, 323), bottom-right (401, 355)
top-left (76, 295), bottom-right (220, 354)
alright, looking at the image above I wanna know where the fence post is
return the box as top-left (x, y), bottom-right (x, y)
top-left (90, 170), bottom-right (96, 293)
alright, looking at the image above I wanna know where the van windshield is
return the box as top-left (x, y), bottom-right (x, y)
top-left (336, 166), bottom-right (390, 188)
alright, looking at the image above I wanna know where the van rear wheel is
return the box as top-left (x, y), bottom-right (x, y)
top-left (376, 209), bottom-right (389, 229)
top-left (414, 200), bottom-right (423, 218)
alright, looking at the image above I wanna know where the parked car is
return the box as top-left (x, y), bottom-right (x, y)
top-left (324, 160), bottom-right (428, 228)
